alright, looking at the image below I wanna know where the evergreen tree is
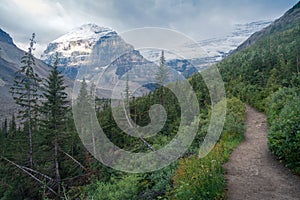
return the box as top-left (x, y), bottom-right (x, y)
top-left (155, 50), bottom-right (169, 104)
top-left (40, 53), bottom-right (69, 194)
top-left (9, 115), bottom-right (17, 137)
top-left (3, 118), bottom-right (8, 137)
top-left (155, 50), bottom-right (169, 87)
top-left (77, 78), bottom-right (89, 105)
top-left (74, 78), bottom-right (89, 131)
top-left (10, 33), bottom-right (41, 168)
top-left (88, 82), bottom-right (97, 155)
top-left (74, 78), bottom-right (96, 168)
top-left (74, 78), bottom-right (89, 142)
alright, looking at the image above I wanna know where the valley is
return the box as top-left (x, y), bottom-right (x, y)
top-left (0, 1), bottom-right (299, 199)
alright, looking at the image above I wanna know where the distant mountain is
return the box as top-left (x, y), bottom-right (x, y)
top-left (197, 20), bottom-right (272, 61)
top-left (234, 1), bottom-right (300, 53)
top-left (41, 24), bottom-right (136, 79)
top-left (40, 20), bottom-right (274, 98)
top-left (42, 24), bottom-right (207, 81)
top-left (41, 24), bottom-right (194, 99)
top-left (140, 20), bottom-right (272, 72)
top-left (0, 29), bottom-right (53, 122)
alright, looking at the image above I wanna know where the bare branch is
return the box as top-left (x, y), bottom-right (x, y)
top-left (59, 149), bottom-right (87, 171)
top-left (22, 166), bottom-right (53, 181)
top-left (1, 157), bottom-right (58, 196)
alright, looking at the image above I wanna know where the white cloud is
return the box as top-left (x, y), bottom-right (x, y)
top-left (0, 0), bottom-right (298, 57)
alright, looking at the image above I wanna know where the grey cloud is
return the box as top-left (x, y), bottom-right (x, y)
top-left (0, 0), bottom-right (298, 56)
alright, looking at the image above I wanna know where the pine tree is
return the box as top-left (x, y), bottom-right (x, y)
top-left (74, 78), bottom-right (95, 171)
top-left (89, 82), bottom-right (97, 155)
top-left (74, 77), bottom-right (89, 140)
top-left (10, 33), bottom-right (41, 168)
top-left (40, 53), bottom-right (68, 193)
top-left (155, 50), bottom-right (169, 104)
top-left (74, 78), bottom-right (89, 132)
top-left (3, 118), bottom-right (8, 137)
top-left (8, 115), bottom-right (16, 137)
top-left (77, 78), bottom-right (89, 105)
top-left (155, 50), bottom-right (169, 86)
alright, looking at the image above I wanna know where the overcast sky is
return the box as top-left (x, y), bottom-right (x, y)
top-left (0, 0), bottom-right (298, 57)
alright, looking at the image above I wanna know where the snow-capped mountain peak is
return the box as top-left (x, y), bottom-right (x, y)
top-left (41, 23), bottom-right (135, 79)
top-left (41, 23), bottom-right (118, 72)
top-left (52, 23), bottom-right (114, 44)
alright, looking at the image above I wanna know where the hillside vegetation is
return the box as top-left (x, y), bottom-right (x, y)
top-left (218, 13), bottom-right (300, 173)
top-left (1, 2), bottom-right (300, 199)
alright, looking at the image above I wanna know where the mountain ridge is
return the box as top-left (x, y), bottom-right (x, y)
top-left (233, 1), bottom-right (300, 53)
top-left (0, 28), bottom-right (72, 123)
top-left (0, 28), bottom-right (14, 46)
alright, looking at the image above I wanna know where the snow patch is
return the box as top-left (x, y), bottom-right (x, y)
top-left (53, 23), bottom-right (114, 43)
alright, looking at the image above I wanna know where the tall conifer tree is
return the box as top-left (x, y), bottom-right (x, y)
top-left (40, 53), bottom-right (68, 193)
top-left (10, 33), bottom-right (41, 168)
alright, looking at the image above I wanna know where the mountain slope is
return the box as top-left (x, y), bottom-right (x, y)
top-left (214, 1), bottom-right (300, 173)
top-left (140, 20), bottom-right (271, 73)
top-left (0, 29), bottom-right (52, 122)
top-left (234, 1), bottom-right (300, 53)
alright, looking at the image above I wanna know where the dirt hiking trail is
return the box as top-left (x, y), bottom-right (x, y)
top-left (224, 105), bottom-right (300, 200)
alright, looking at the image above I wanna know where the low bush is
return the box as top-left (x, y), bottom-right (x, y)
top-left (168, 98), bottom-right (246, 199)
top-left (81, 175), bottom-right (141, 200)
top-left (268, 97), bottom-right (300, 174)
top-left (266, 87), bottom-right (299, 124)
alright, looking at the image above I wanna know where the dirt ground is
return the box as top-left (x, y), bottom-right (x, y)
top-left (224, 105), bottom-right (300, 200)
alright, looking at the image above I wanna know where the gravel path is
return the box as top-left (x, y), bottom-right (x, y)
top-left (224, 105), bottom-right (300, 200)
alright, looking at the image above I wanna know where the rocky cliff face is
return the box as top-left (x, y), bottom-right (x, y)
top-left (42, 23), bottom-right (203, 81)
top-left (41, 24), bottom-right (135, 79)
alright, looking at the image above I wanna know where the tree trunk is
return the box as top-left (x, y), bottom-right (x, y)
top-left (297, 55), bottom-right (299, 74)
top-left (28, 89), bottom-right (33, 168)
top-left (29, 127), bottom-right (33, 168)
top-left (54, 134), bottom-right (61, 193)
top-left (91, 114), bottom-right (96, 155)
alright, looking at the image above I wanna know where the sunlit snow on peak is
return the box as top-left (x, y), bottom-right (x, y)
top-left (52, 23), bottom-right (115, 44)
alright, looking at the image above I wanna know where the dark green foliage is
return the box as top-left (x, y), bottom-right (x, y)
top-left (39, 53), bottom-right (69, 194)
top-left (6, 7), bottom-right (300, 197)
top-left (9, 33), bottom-right (41, 168)
top-left (1, 118), bottom-right (8, 137)
top-left (265, 87), bottom-right (299, 124)
top-left (8, 115), bottom-right (17, 137)
top-left (267, 90), bottom-right (300, 174)
top-left (219, 23), bottom-right (300, 110)
top-left (218, 19), bottom-right (300, 173)
top-left (10, 33), bottom-right (41, 119)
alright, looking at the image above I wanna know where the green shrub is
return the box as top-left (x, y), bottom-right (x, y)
top-left (266, 87), bottom-right (299, 124)
top-left (268, 97), bottom-right (300, 174)
top-left (82, 175), bottom-right (141, 200)
top-left (168, 98), bottom-right (246, 199)
top-left (224, 97), bottom-right (246, 135)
